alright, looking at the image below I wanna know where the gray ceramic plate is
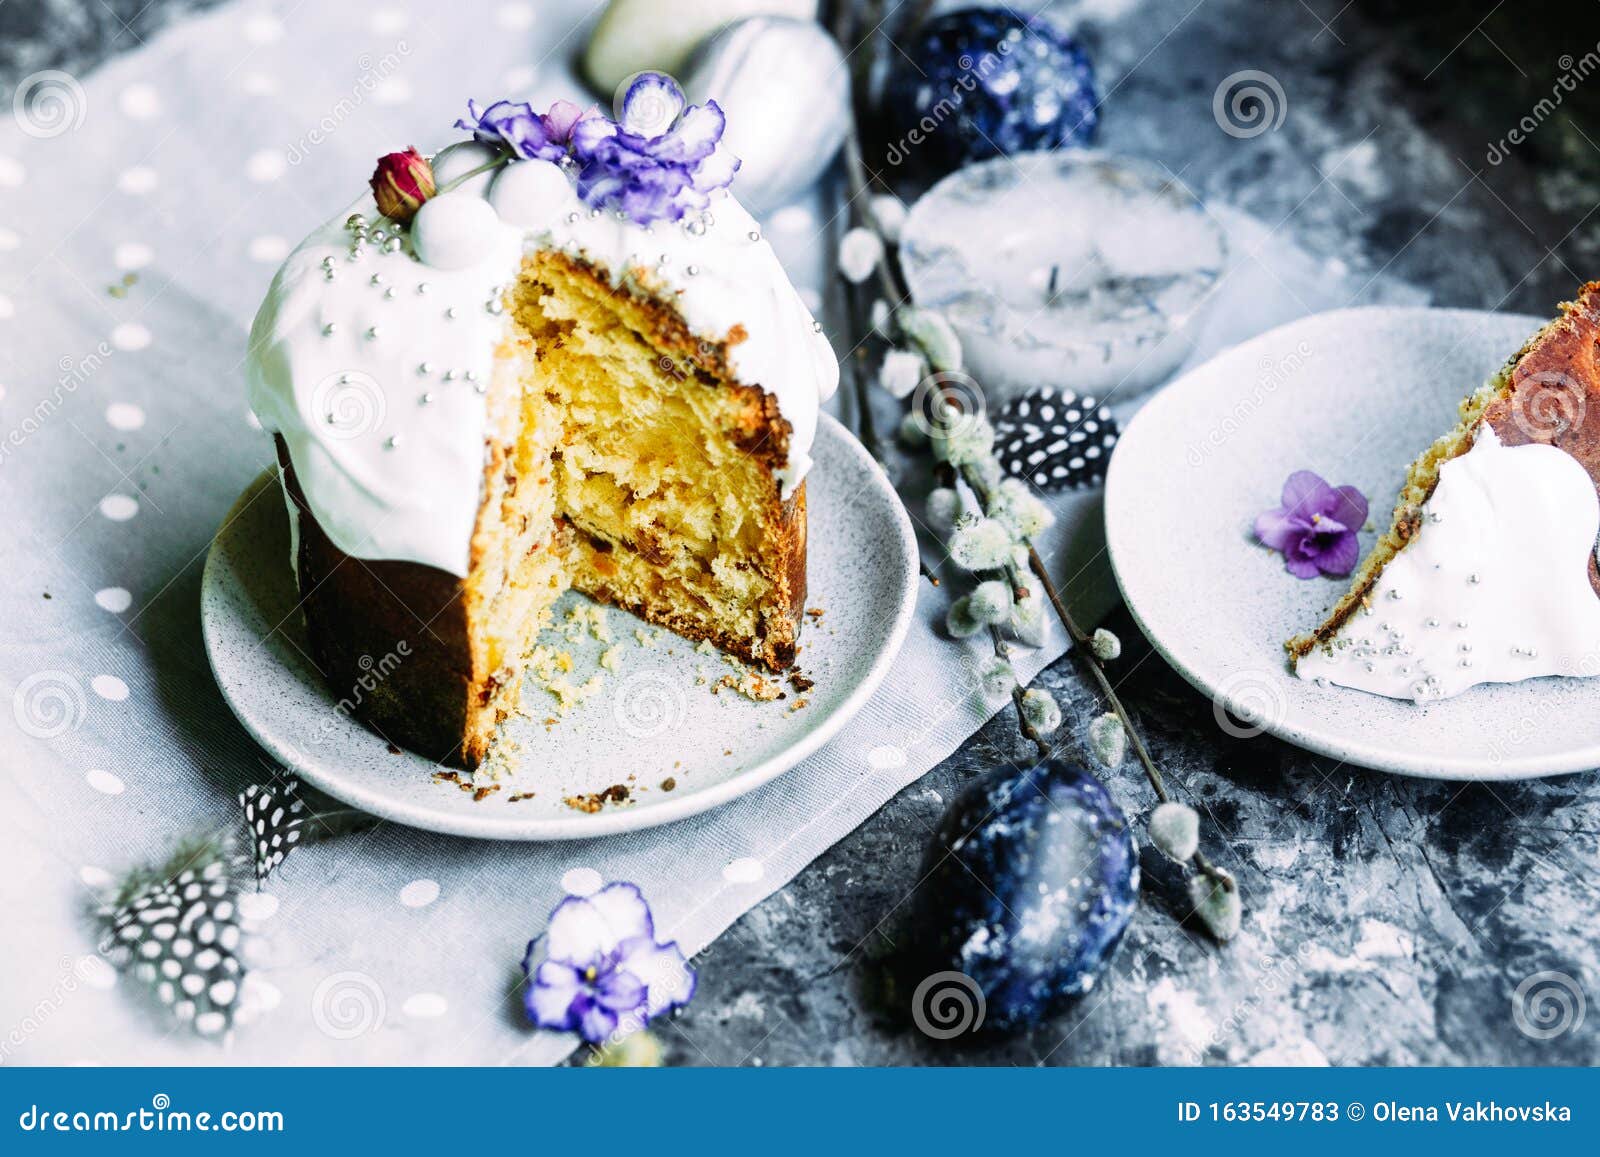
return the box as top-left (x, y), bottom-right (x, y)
top-left (202, 414), bottom-right (920, 838)
top-left (1107, 306), bottom-right (1600, 781)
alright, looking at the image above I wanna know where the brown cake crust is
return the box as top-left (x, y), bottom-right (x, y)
top-left (1288, 281), bottom-right (1600, 660)
top-left (277, 437), bottom-right (477, 765)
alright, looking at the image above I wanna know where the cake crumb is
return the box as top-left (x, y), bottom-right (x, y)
top-left (715, 655), bottom-right (784, 701)
top-left (508, 791), bottom-right (537, 802)
top-left (635, 628), bottom-right (660, 647)
top-left (473, 784), bottom-right (501, 802)
top-left (788, 670), bottom-right (815, 694)
top-left (563, 784), bottom-right (632, 813)
top-left (548, 673), bottom-right (603, 712)
top-left (806, 607), bottom-right (825, 619)
top-left (661, 777), bottom-right (677, 792)
top-left (695, 639), bottom-right (717, 655)
top-left (599, 644), bottom-right (623, 672)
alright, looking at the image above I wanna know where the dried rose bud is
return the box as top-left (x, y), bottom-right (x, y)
top-left (369, 147), bottom-right (435, 224)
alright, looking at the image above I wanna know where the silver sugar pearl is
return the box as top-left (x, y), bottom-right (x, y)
top-left (386, 435), bottom-right (401, 449)
top-left (371, 229), bottom-right (389, 243)
top-left (383, 237), bottom-right (402, 254)
top-left (1468, 573), bottom-right (1481, 584)
top-left (418, 361), bottom-right (433, 375)
top-left (565, 212), bottom-right (580, 224)
top-left (384, 287), bottom-right (396, 299)
top-left (1460, 642), bottom-right (1472, 653)
top-left (486, 299), bottom-right (504, 314)
top-left (685, 264), bottom-right (699, 276)
top-left (748, 230), bottom-right (761, 242)
top-left (417, 282), bottom-right (430, 294)
top-left (812, 321), bottom-right (824, 334)
top-left (1426, 618), bottom-right (1440, 628)
top-left (1387, 589), bottom-right (1402, 600)
top-left (365, 326), bottom-right (380, 340)
top-left (445, 307), bottom-right (458, 320)
top-left (369, 274), bottom-right (383, 287)
top-left (443, 369), bottom-right (457, 381)
top-left (1455, 619), bottom-right (1469, 629)
top-left (322, 323), bottom-right (337, 336)
top-left (1460, 657), bottom-right (1473, 668)
top-left (420, 391), bottom-right (434, 404)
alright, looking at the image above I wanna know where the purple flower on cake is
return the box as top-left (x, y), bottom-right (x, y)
top-left (1255, 470), bottom-right (1369, 578)
top-left (569, 72), bottom-right (740, 225)
top-left (455, 97), bottom-right (596, 163)
top-left (522, 882), bottom-right (695, 1043)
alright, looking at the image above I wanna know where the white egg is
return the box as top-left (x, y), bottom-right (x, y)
top-left (682, 17), bottom-right (849, 215)
top-left (489, 160), bottom-right (575, 228)
top-left (431, 140), bottom-right (502, 199)
top-left (411, 193), bottom-right (501, 270)
top-left (582, 0), bottom-right (818, 93)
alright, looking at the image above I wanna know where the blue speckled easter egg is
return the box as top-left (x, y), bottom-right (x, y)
top-left (882, 8), bottom-right (1099, 178)
top-left (912, 759), bottom-right (1137, 1034)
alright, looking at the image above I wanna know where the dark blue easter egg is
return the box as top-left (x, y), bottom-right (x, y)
top-left (911, 759), bottom-right (1137, 1034)
top-left (882, 8), bottom-right (1099, 179)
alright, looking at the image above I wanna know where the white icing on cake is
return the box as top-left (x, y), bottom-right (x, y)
top-left (246, 151), bottom-right (837, 578)
top-left (1297, 427), bottom-right (1600, 701)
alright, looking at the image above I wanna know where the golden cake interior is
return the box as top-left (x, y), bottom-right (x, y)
top-left (456, 251), bottom-right (803, 763)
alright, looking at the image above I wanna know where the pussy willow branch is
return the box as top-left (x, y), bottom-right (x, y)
top-left (828, 0), bottom-right (1229, 890)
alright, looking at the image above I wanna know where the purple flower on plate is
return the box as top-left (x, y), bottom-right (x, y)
top-left (569, 72), bottom-right (740, 225)
top-left (1255, 470), bottom-right (1369, 578)
top-left (522, 882), bottom-right (695, 1043)
top-left (455, 97), bottom-right (596, 162)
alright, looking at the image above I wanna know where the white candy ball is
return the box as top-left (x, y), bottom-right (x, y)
top-left (431, 140), bottom-right (501, 198)
top-left (490, 159), bottom-right (574, 227)
top-left (411, 193), bottom-right (500, 271)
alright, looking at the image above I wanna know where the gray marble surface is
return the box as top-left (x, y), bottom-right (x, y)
top-left (6, 0), bottom-right (1596, 1066)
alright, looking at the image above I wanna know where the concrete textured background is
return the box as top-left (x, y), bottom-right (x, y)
top-left (4, 0), bottom-right (1596, 1065)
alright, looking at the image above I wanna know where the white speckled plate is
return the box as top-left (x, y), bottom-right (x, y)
top-left (202, 414), bottom-right (919, 838)
top-left (1107, 306), bottom-right (1600, 781)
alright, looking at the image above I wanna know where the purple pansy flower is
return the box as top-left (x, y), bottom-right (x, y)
top-left (1255, 470), bottom-right (1369, 578)
top-left (569, 72), bottom-right (740, 225)
top-left (455, 97), bottom-right (596, 162)
top-left (522, 882), bottom-right (695, 1043)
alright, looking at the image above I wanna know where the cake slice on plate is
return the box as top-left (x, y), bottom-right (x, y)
top-left (246, 80), bottom-right (837, 768)
top-left (1290, 282), bottom-right (1600, 701)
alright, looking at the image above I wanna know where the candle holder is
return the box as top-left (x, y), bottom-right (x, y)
top-left (899, 150), bottom-right (1227, 405)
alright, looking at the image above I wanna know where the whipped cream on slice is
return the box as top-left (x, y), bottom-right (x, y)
top-left (1297, 427), bottom-right (1600, 701)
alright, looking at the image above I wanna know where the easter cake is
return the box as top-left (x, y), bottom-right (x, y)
top-left (1289, 282), bottom-right (1600, 700)
top-left (246, 79), bottom-right (837, 768)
